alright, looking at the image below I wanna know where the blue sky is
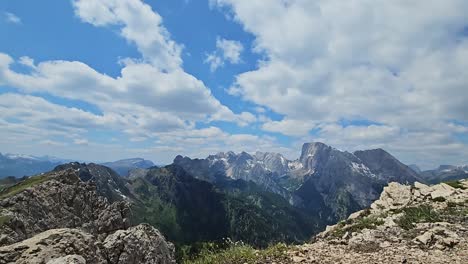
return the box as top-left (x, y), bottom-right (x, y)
top-left (0, 0), bottom-right (467, 169)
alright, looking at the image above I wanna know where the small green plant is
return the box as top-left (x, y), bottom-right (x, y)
top-left (444, 180), bottom-right (466, 190)
top-left (441, 202), bottom-right (468, 218)
top-left (396, 205), bottom-right (440, 230)
top-left (330, 216), bottom-right (384, 238)
top-left (432, 197), bottom-right (446, 202)
top-left (181, 243), bottom-right (291, 264)
top-left (347, 216), bottom-right (385, 233)
top-left (0, 215), bottom-right (11, 226)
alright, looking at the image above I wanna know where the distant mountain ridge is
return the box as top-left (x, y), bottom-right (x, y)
top-left (174, 142), bottom-right (423, 222)
top-left (420, 164), bottom-right (468, 184)
top-left (101, 158), bottom-right (155, 177)
top-left (0, 153), bottom-right (155, 178)
top-left (0, 152), bottom-right (67, 178)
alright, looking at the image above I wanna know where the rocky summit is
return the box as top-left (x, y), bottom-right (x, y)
top-left (283, 179), bottom-right (468, 263)
top-left (0, 169), bottom-right (175, 264)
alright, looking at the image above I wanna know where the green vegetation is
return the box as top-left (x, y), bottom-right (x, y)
top-left (0, 174), bottom-right (50, 199)
top-left (441, 201), bottom-right (468, 218)
top-left (330, 215), bottom-right (384, 238)
top-left (444, 180), bottom-right (466, 190)
top-left (130, 166), bottom-right (319, 251)
top-left (0, 215), bottom-right (12, 226)
top-left (180, 242), bottom-right (291, 264)
top-left (396, 205), bottom-right (440, 230)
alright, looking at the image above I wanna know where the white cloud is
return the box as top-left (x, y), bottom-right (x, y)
top-left (73, 0), bottom-right (182, 71)
top-left (262, 119), bottom-right (316, 136)
top-left (212, 0), bottom-right (468, 167)
top-left (0, 0), bottom-right (261, 162)
top-left (4, 12), bottom-right (21, 24)
top-left (73, 139), bottom-right (89, 145)
top-left (205, 53), bottom-right (223, 72)
top-left (205, 37), bottom-right (243, 71)
top-left (217, 38), bottom-right (243, 64)
top-left (18, 56), bottom-right (35, 68)
top-left (0, 0), bottom-right (255, 135)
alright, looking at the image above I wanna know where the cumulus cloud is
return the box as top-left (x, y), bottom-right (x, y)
top-left (205, 37), bottom-right (243, 71)
top-left (212, 0), bottom-right (468, 167)
top-left (73, 0), bottom-right (182, 71)
top-left (0, 0), bottom-right (261, 162)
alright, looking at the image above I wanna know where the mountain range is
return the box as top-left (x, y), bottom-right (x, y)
top-left (174, 142), bottom-right (422, 222)
top-left (0, 154), bottom-right (155, 178)
top-left (0, 153), bottom-right (67, 178)
top-left (420, 165), bottom-right (468, 184)
top-left (1, 142), bottom-right (466, 249)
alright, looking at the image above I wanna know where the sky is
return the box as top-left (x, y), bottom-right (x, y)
top-left (0, 0), bottom-right (467, 169)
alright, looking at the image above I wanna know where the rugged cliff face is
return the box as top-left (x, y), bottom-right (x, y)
top-left (0, 169), bottom-right (175, 263)
top-left (174, 142), bottom-right (423, 223)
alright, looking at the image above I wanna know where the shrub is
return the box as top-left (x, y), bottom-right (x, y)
top-left (396, 205), bottom-right (440, 230)
top-left (0, 215), bottom-right (11, 226)
top-left (181, 243), bottom-right (291, 264)
top-left (330, 216), bottom-right (384, 238)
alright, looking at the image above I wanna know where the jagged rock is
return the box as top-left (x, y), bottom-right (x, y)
top-left (102, 224), bottom-right (175, 264)
top-left (0, 225), bottom-right (175, 264)
top-left (0, 169), bottom-right (176, 263)
top-left (371, 182), bottom-right (412, 211)
top-left (0, 228), bottom-right (101, 264)
top-left (430, 183), bottom-right (455, 199)
top-left (414, 182), bottom-right (431, 196)
top-left (415, 231), bottom-right (433, 245)
top-left (0, 169), bottom-right (130, 246)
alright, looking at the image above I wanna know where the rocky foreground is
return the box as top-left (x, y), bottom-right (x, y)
top-left (0, 169), bottom-right (175, 264)
top-left (286, 180), bottom-right (468, 263)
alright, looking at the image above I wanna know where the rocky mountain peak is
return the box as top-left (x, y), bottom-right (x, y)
top-left (0, 168), bottom-right (175, 263)
top-left (299, 142), bottom-right (333, 170)
top-left (354, 148), bottom-right (422, 183)
top-left (53, 162), bottom-right (134, 202)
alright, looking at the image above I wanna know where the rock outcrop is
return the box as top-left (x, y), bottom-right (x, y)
top-left (0, 169), bottom-right (175, 263)
top-left (283, 179), bottom-right (468, 263)
top-left (0, 169), bottom-right (130, 246)
top-left (53, 162), bottom-right (135, 202)
top-left (0, 225), bottom-right (174, 264)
